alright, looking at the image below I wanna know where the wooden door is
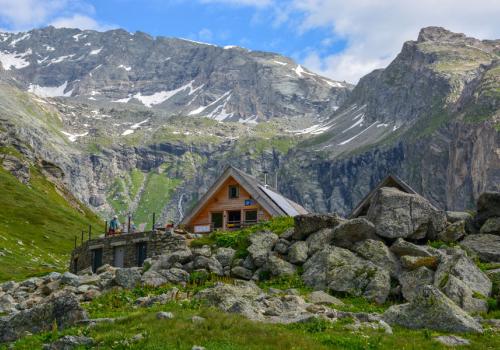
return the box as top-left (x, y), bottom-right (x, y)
top-left (92, 248), bottom-right (103, 273)
top-left (136, 242), bottom-right (147, 267)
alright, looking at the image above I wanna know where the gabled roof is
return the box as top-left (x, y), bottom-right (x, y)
top-left (348, 174), bottom-right (417, 219)
top-left (180, 166), bottom-right (308, 225)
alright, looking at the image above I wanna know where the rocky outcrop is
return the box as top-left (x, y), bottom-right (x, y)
top-left (461, 234), bottom-right (500, 262)
top-left (383, 285), bottom-right (483, 333)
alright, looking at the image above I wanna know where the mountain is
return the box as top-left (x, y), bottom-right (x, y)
top-left (277, 27), bottom-right (500, 213)
top-left (0, 26), bottom-right (498, 229)
top-left (0, 26), bottom-right (350, 125)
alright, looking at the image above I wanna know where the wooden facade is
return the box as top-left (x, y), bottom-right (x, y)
top-left (180, 166), bottom-right (308, 233)
top-left (189, 176), bottom-right (271, 232)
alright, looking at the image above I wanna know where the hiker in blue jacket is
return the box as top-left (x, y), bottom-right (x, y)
top-left (109, 215), bottom-right (120, 235)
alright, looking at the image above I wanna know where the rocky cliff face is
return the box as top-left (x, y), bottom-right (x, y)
top-left (0, 26), bottom-right (498, 223)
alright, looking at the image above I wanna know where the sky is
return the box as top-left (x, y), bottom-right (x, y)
top-left (0, 0), bottom-right (499, 83)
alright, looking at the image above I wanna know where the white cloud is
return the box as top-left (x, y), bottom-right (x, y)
top-left (0, 0), bottom-right (111, 31)
top-left (290, 0), bottom-right (500, 83)
top-left (50, 14), bottom-right (115, 31)
top-left (200, 0), bottom-right (272, 7)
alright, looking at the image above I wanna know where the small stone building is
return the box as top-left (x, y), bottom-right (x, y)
top-left (180, 165), bottom-right (308, 233)
top-left (69, 231), bottom-right (186, 273)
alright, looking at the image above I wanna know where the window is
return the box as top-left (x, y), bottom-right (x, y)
top-left (245, 210), bottom-right (257, 223)
top-left (228, 185), bottom-right (239, 199)
top-left (211, 212), bottom-right (223, 229)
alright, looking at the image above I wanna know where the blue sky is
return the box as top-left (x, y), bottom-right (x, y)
top-left (0, 0), bottom-right (499, 83)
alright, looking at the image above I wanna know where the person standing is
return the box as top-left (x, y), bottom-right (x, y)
top-left (109, 215), bottom-right (120, 235)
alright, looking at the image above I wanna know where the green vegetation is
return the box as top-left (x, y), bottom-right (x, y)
top-left (191, 217), bottom-right (294, 258)
top-left (6, 285), bottom-right (500, 350)
top-left (134, 172), bottom-right (181, 225)
top-left (0, 148), bottom-right (103, 282)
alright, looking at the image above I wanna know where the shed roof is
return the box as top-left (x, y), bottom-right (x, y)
top-left (180, 166), bottom-right (308, 225)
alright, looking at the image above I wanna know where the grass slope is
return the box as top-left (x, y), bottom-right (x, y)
top-left (6, 284), bottom-right (500, 350)
top-left (0, 151), bottom-right (102, 282)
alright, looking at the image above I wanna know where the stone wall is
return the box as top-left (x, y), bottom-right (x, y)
top-left (69, 231), bottom-right (187, 273)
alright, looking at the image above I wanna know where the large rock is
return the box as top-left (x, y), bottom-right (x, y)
top-left (0, 294), bottom-right (16, 314)
top-left (352, 239), bottom-right (400, 278)
top-left (60, 272), bottom-right (79, 287)
top-left (141, 270), bottom-right (168, 287)
top-left (262, 254), bottom-right (297, 278)
top-left (192, 256), bottom-right (224, 276)
top-left (434, 250), bottom-right (492, 298)
top-left (307, 291), bottom-right (344, 306)
top-left (382, 285), bottom-right (483, 333)
top-left (0, 292), bottom-right (88, 343)
top-left (305, 228), bottom-right (334, 256)
top-left (302, 247), bottom-right (390, 304)
top-left (287, 242), bottom-right (308, 265)
top-left (446, 211), bottom-right (472, 223)
top-left (480, 217), bottom-right (500, 235)
top-left (247, 231), bottom-right (278, 267)
top-left (399, 267), bottom-right (435, 301)
top-left (441, 275), bottom-right (488, 314)
top-left (215, 247), bottom-right (236, 267)
top-left (115, 268), bottom-right (142, 289)
top-left (331, 218), bottom-right (379, 249)
top-left (43, 335), bottom-right (94, 350)
top-left (474, 192), bottom-right (500, 228)
top-left (437, 220), bottom-right (467, 243)
top-left (293, 214), bottom-right (344, 240)
top-left (231, 266), bottom-right (253, 280)
top-left (390, 238), bottom-right (436, 257)
top-left (367, 187), bottom-right (446, 240)
top-left (461, 234), bottom-right (500, 262)
top-left (400, 255), bottom-right (439, 271)
top-left (160, 268), bottom-right (190, 284)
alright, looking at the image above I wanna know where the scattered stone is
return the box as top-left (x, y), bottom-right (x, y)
top-left (156, 311), bottom-right (174, 320)
top-left (161, 268), bottom-right (190, 283)
top-left (303, 246), bottom-right (390, 304)
top-left (434, 251), bottom-right (492, 298)
top-left (262, 254), bottom-right (296, 277)
top-left (352, 239), bottom-right (401, 278)
top-left (43, 335), bottom-right (94, 350)
top-left (438, 220), bottom-right (467, 243)
top-left (77, 267), bottom-right (93, 276)
top-left (399, 267), bottom-right (435, 302)
top-left (461, 234), bottom-right (500, 262)
top-left (231, 266), bottom-right (253, 280)
top-left (273, 239), bottom-right (290, 255)
top-left (383, 285), bottom-right (483, 333)
top-left (446, 211), bottom-right (472, 223)
top-left (307, 291), bottom-right (344, 306)
top-left (434, 335), bottom-right (470, 346)
top-left (192, 256), bottom-right (224, 276)
top-left (131, 333), bottom-right (144, 342)
top-left (293, 213), bottom-right (344, 240)
top-left (215, 247), bottom-right (236, 267)
top-left (192, 346), bottom-right (206, 350)
top-left (367, 187), bottom-right (446, 240)
top-left (473, 192), bottom-right (500, 228)
top-left (115, 268), bottom-right (142, 289)
top-left (400, 255), bottom-right (439, 270)
top-left (287, 241), bottom-right (308, 265)
top-left (390, 238), bottom-right (435, 257)
top-left (305, 228), bottom-right (334, 256)
top-left (441, 275), bottom-right (488, 314)
top-left (191, 316), bottom-right (206, 324)
top-left (60, 272), bottom-right (79, 287)
top-left (480, 217), bottom-right (500, 235)
top-left (247, 231), bottom-right (278, 267)
top-left (331, 218), bottom-right (379, 249)
top-left (0, 292), bottom-right (88, 342)
top-left (378, 320), bottom-right (393, 335)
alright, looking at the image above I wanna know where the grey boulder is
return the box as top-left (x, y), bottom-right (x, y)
top-left (262, 254), bottom-right (297, 278)
top-left (480, 217), bottom-right (500, 235)
top-left (331, 218), bottom-right (379, 249)
top-left (383, 285), bottom-right (483, 333)
top-left (293, 213), bottom-right (344, 240)
top-left (461, 234), bottom-right (500, 262)
top-left (399, 267), bottom-right (435, 302)
top-left (115, 268), bottom-right (142, 289)
top-left (367, 187), bottom-right (446, 240)
top-left (302, 246), bottom-right (390, 304)
top-left (43, 335), bottom-right (94, 350)
top-left (352, 239), bottom-right (401, 278)
top-left (305, 228), bottom-right (334, 256)
top-left (287, 241), bottom-right (308, 265)
top-left (247, 231), bottom-right (278, 267)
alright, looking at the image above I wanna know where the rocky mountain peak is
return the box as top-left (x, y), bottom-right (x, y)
top-left (417, 26), bottom-right (467, 43)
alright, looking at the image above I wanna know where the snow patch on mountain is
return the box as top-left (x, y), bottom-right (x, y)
top-left (9, 33), bottom-right (30, 47)
top-left (133, 80), bottom-right (202, 107)
top-left (0, 50), bottom-right (30, 70)
top-left (118, 64), bottom-right (132, 71)
top-left (28, 81), bottom-right (73, 98)
top-left (61, 131), bottom-right (88, 142)
top-left (188, 90), bottom-right (231, 116)
top-left (90, 47), bottom-right (103, 55)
